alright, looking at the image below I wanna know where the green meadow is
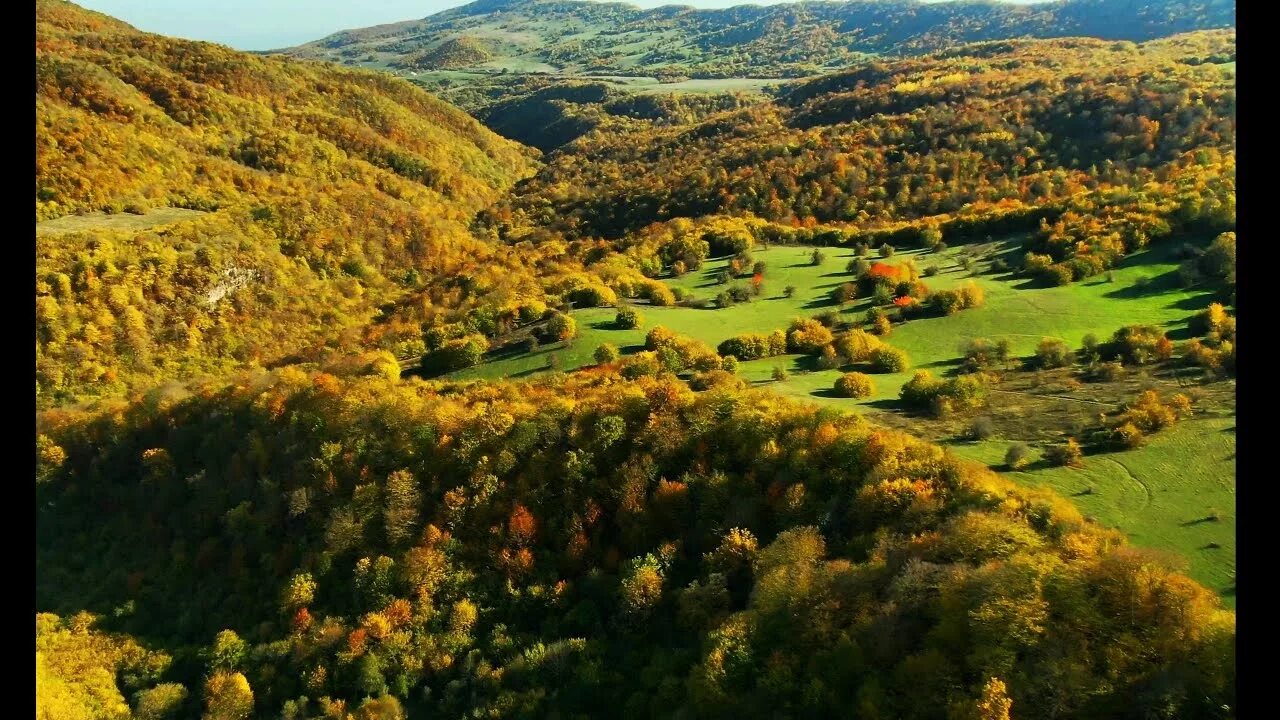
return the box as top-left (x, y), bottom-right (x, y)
top-left (447, 237), bottom-right (1234, 597)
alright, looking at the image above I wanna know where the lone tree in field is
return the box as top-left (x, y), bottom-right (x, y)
top-left (615, 307), bottom-right (643, 330)
top-left (834, 372), bottom-right (874, 398)
top-left (594, 343), bottom-right (620, 365)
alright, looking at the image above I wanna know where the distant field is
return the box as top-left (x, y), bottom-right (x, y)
top-left (36, 207), bottom-right (207, 237)
top-left (948, 416), bottom-right (1236, 604)
top-left (580, 75), bottom-right (782, 94)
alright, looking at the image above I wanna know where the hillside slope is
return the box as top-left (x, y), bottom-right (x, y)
top-left (284, 0), bottom-right (1235, 79)
top-left (35, 0), bottom-right (539, 404)
top-left (36, 369), bottom-right (1235, 719)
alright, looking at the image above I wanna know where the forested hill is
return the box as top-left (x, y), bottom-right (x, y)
top-left (35, 0), bottom-right (543, 405)
top-left (283, 0), bottom-right (1235, 79)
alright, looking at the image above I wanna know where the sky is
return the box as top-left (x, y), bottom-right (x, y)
top-left (75, 0), bottom-right (1051, 51)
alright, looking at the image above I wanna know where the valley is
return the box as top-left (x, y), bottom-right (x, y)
top-left (35, 1), bottom-right (1237, 718)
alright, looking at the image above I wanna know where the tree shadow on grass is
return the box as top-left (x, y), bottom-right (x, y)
top-left (1012, 275), bottom-right (1057, 290)
top-left (809, 388), bottom-right (844, 399)
top-left (802, 296), bottom-right (839, 310)
top-left (1102, 269), bottom-right (1185, 299)
top-left (588, 320), bottom-right (627, 331)
top-left (863, 397), bottom-right (910, 413)
top-left (1165, 292), bottom-right (1220, 312)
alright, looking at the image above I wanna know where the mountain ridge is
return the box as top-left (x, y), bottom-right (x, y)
top-left (281, 0), bottom-right (1235, 79)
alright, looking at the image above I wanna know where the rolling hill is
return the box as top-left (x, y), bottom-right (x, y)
top-left (35, 0), bottom-right (542, 404)
top-left (282, 0), bottom-right (1235, 80)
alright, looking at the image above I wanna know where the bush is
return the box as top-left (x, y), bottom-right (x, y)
top-left (620, 352), bottom-right (660, 379)
top-left (870, 346), bottom-right (909, 373)
top-left (810, 249), bottom-right (826, 266)
top-left (717, 330), bottom-right (786, 360)
top-left (878, 244), bottom-right (895, 258)
top-left (1090, 361), bottom-right (1124, 382)
top-left (720, 355), bottom-right (739, 374)
top-left (1005, 443), bottom-right (1032, 470)
top-left (646, 326), bottom-right (678, 350)
top-left (834, 372), bottom-right (874, 398)
top-left (968, 416), bottom-right (996, 440)
top-left (923, 264), bottom-right (940, 277)
top-left (689, 369), bottom-right (746, 392)
top-left (771, 366), bottom-right (789, 382)
top-left (835, 330), bottom-right (882, 363)
top-left (421, 334), bottom-right (489, 375)
top-left (817, 345), bottom-right (842, 370)
top-left (567, 285), bottom-right (618, 307)
top-left (961, 338), bottom-right (1000, 373)
top-left (830, 282), bottom-right (858, 304)
top-left (594, 343), bottom-right (620, 364)
top-left (1044, 439), bottom-right (1084, 467)
top-left (1104, 325), bottom-right (1172, 365)
top-left (787, 318), bottom-right (835, 355)
top-left (783, 285), bottom-right (797, 298)
top-left (871, 283), bottom-right (895, 306)
top-left (1034, 338), bottom-right (1072, 369)
top-left (545, 313), bottom-right (577, 342)
top-left (615, 307), bottom-right (643, 330)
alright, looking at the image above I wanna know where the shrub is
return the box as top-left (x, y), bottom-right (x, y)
top-left (545, 313), bottom-right (577, 342)
top-left (717, 330), bottom-right (786, 360)
top-left (567, 285), bottom-right (618, 307)
top-left (620, 352), bottom-right (660, 379)
top-left (594, 343), bottom-right (620, 364)
top-left (923, 264), bottom-right (940, 277)
top-left (783, 285), bottom-right (797, 298)
top-left (615, 308), bottom-right (643, 330)
top-left (1044, 439), bottom-right (1084, 467)
top-left (787, 318), bottom-right (835, 355)
top-left (1091, 361), bottom-right (1124, 382)
top-left (870, 346), bottom-right (909, 373)
top-left (961, 338), bottom-right (1000, 373)
top-left (1104, 325), bottom-right (1172, 365)
top-left (969, 416), bottom-right (996, 440)
top-left (771, 366), bottom-right (789, 382)
top-left (645, 326), bottom-right (678, 350)
top-left (871, 283), bottom-right (895, 306)
top-left (1034, 338), bottom-right (1072, 369)
top-left (834, 372), bottom-right (874, 398)
top-left (835, 330), bottom-right (882, 363)
top-left (689, 370), bottom-right (745, 392)
top-left (645, 284), bottom-right (676, 307)
top-left (421, 334), bottom-right (488, 374)
top-left (878, 244), bottom-right (895, 258)
top-left (810, 249), bottom-right (826, 266)
top-left (830, 282), bottom-right (858, 304)
top-left (720, 355), bottom-right (739, 374)
top-left (1005, 443), bottom-right (1032, 470)
top-left (817, 345), bottom-right (842, 370)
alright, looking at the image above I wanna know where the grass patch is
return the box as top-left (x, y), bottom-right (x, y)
top-left (948, 416), bottom-right (1236, 604)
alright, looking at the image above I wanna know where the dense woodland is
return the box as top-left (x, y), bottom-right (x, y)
top-left (35, 1), bottom-right (1236, 718)
top-left (483, 32), bottom-right (1235, 285)
top-left (38, 369), bottom-right (1235, 719)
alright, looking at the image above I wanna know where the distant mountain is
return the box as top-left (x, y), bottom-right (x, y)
top-left (282, 0), bottom-right (1235, 79)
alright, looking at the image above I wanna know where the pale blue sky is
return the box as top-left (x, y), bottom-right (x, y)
top-left (74, 0), bottom-right (1050, 51)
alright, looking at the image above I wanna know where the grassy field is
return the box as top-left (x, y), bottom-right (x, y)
top-left (453, 238), bottom-right (1218, 406)
top-left (947, 416), bottom-right (1236, 604)
top-left (446, 237), bottom-right (1234, 598)
top-left (36, 207), bottom-right (207, 237)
